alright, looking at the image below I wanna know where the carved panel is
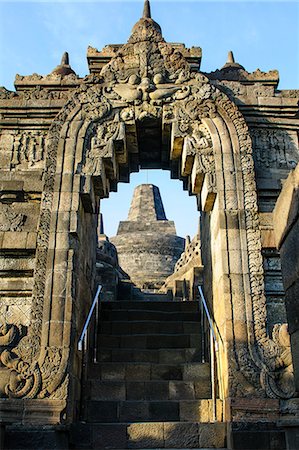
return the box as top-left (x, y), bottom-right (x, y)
top-left (10, 131), bottom-right (47, 169)
top-left (251, 128), bottom-right (298, 170)
top-left (0, 203), bottom-right (26, 231)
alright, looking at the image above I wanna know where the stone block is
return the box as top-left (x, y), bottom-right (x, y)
top-left (198, 423), bottom-right (226, 448)
top-left (147, 334), bottom-right (189, 349)
top-left (183, 363), bottom-right (210, 381)
top-left (4, 427), bottom-right (68, 450)
top-left (151, 364), bottom-right (182, 380)
top-left (164, 422), bottom-right (199, 448)
top-left (126, 382), bottom-right (145, 400)
top-left (119, 401), bottom-right (149, 422)
top-left (169, 381), bottom-right (195, 400)
top-left (101, 363), bottom-right (125, 381)
top-left (90, 381), bottom-right (125, 401)
top-left (70, 423), bottom-right (92, 449)
top-left (97, 348), bottom-right (112, 362)
top-left (99, 335), bottom-right (120, 348)
top-left (183, 322), bottom-right (199, 334)
top-left (280, 220), bottom-right (299, 289)
top-left (121, 335), bottom-right (147, 348)
top-left (273, 164), bottom-right (299, 248)
top-left (180, 400), bottom-right (210, 422)
top-left (86, 401), bottom-right (118, 422)
top-left (159, 349), bottom-right (186, 364)
top-left (2, 232), bottom-right (27, 249)
top-left (185, 348), bottom-right (202, 362)
top-left (144, 382), bottom-right (169, 400)
top-left (232, 430), bottom-right (285, 450)
top-left (111, 349), bottom-right (133, 362)
top-left (127, 422), bottom-right (164, 448)
top-left (126, 364), bottom-right (151, 381)
top-left (194, 381), bottom-right (211, 399)
top-left (148, 401), bottom-right (179, 421)
top-left (93, 423), bottom-right (127, 449)
top-left (133, 349), bottom-right (158, 363)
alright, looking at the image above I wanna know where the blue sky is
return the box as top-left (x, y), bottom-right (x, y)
top-left (0, 1), bottom-right (298, 237)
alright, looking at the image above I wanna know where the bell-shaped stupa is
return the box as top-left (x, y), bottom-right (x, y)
top-left (110, 184), bottom-right (185, 290)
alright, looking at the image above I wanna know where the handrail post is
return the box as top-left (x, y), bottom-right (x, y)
top-left (197, 285), bottom-right (219, 422)
top-left (78, 284), bottom-right (102, 354)
top-left (200, 299), bottom-right (205, 363)
top-left (210, 327), bottom-right (217, 422)
top-left (94, 293), bottom-right (99, 363)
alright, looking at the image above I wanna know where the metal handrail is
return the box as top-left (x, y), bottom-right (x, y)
top-left (198, 285), bottom-right (218, 352)
top-left (197, 285), bottom-right (220, 422)
top-left (78, 285), bottom-right (102, 354)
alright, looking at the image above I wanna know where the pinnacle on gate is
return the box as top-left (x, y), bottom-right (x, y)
top-left (227, 50), bottom-right (235, 64)
top-left (51, 51), bottom-right (76, 76)
top-left (61, 51), bottom-right (70, 65)
top-left (221, 50), bottom-right (245, 71)
top-left (143, 0), bottom-right (151, 19)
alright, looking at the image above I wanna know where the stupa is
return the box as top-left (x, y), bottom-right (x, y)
top-left (110, 184), bottom-right (185, 290)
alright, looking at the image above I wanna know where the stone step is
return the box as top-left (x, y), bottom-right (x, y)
top-left (84, 400), bottom-right (223, 423)
top-left (101, 301), bottom-right (199, 312)
top-left (88, 362), bottom-right (210, 381)
top-left (97, 347), bottom-right (203, 364)
top-left (100, 320), bottom-right (201, 335)
top-left (100, 309), bottom-right (200, 322)
top-left (98, 333), bottom-right (202, 349)
top-left (70, 421), bottom-right (226, 449)
top-left (88, 380), bottom-right (211, 401)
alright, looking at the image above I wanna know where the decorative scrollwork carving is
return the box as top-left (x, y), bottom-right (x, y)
top-left (1, 348), bottom-right (42, 399)
top-left (261, 324), bottom-right (295, 399)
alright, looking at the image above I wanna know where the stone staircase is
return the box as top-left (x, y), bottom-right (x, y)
top-left (71, 299), bottom-right (226, 449)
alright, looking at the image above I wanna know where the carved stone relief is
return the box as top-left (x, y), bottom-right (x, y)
top-left (0, 203), bottom-right (26, 231)
top-left (10, 132), bottom-right (47, 168)
top-left (0, 10), bottom-right (295, 406)
top-left (251, 128), bottom-right (298, 170)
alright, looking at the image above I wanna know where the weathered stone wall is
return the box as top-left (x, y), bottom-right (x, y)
top-left (273, 163), bottom-right (299, 393)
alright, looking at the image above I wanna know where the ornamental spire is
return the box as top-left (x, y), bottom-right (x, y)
top-left (227, 51), bottom-right (235, 64)
top-left (61, 51), bottom-right (69, 65)
top-left (143, 0), bottom-right (151, 19)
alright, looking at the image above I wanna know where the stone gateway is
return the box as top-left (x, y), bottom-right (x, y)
top-left (0, 1), bottom-right (298, 449)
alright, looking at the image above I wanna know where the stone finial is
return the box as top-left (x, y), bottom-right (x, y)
top-left (127, 184), bottom-right (167, 221)
top-left (143, 0), bottom-right (151, 19)
top-left (129, 0), bottom-right (162, 43)
top-left (51, 51), bottom-right (76, 77)
top-left (227, 51), bottom-right (235, 64)
top-left (221, 51), bottom-right (245, 71)
top-left (61, 51), bottom-right (70, 66)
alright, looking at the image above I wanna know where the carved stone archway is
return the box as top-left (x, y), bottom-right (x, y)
top-left (1, 4), bottom-right (294, 426)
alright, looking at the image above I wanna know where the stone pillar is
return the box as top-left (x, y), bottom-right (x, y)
top-left (273, 163), bottom-right (299, 394)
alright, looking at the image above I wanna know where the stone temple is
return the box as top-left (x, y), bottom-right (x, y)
top-left (0, 1), bottom-right (299, 449)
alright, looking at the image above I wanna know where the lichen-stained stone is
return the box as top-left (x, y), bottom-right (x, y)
top-left (169, 381), bottom-right (195, 400)
top-left (127, 422), bottom-right (164, 448)
top-left (198, 423), bottom-right (226, 448)
top-left (164, 422), bottom-right (199, 448)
